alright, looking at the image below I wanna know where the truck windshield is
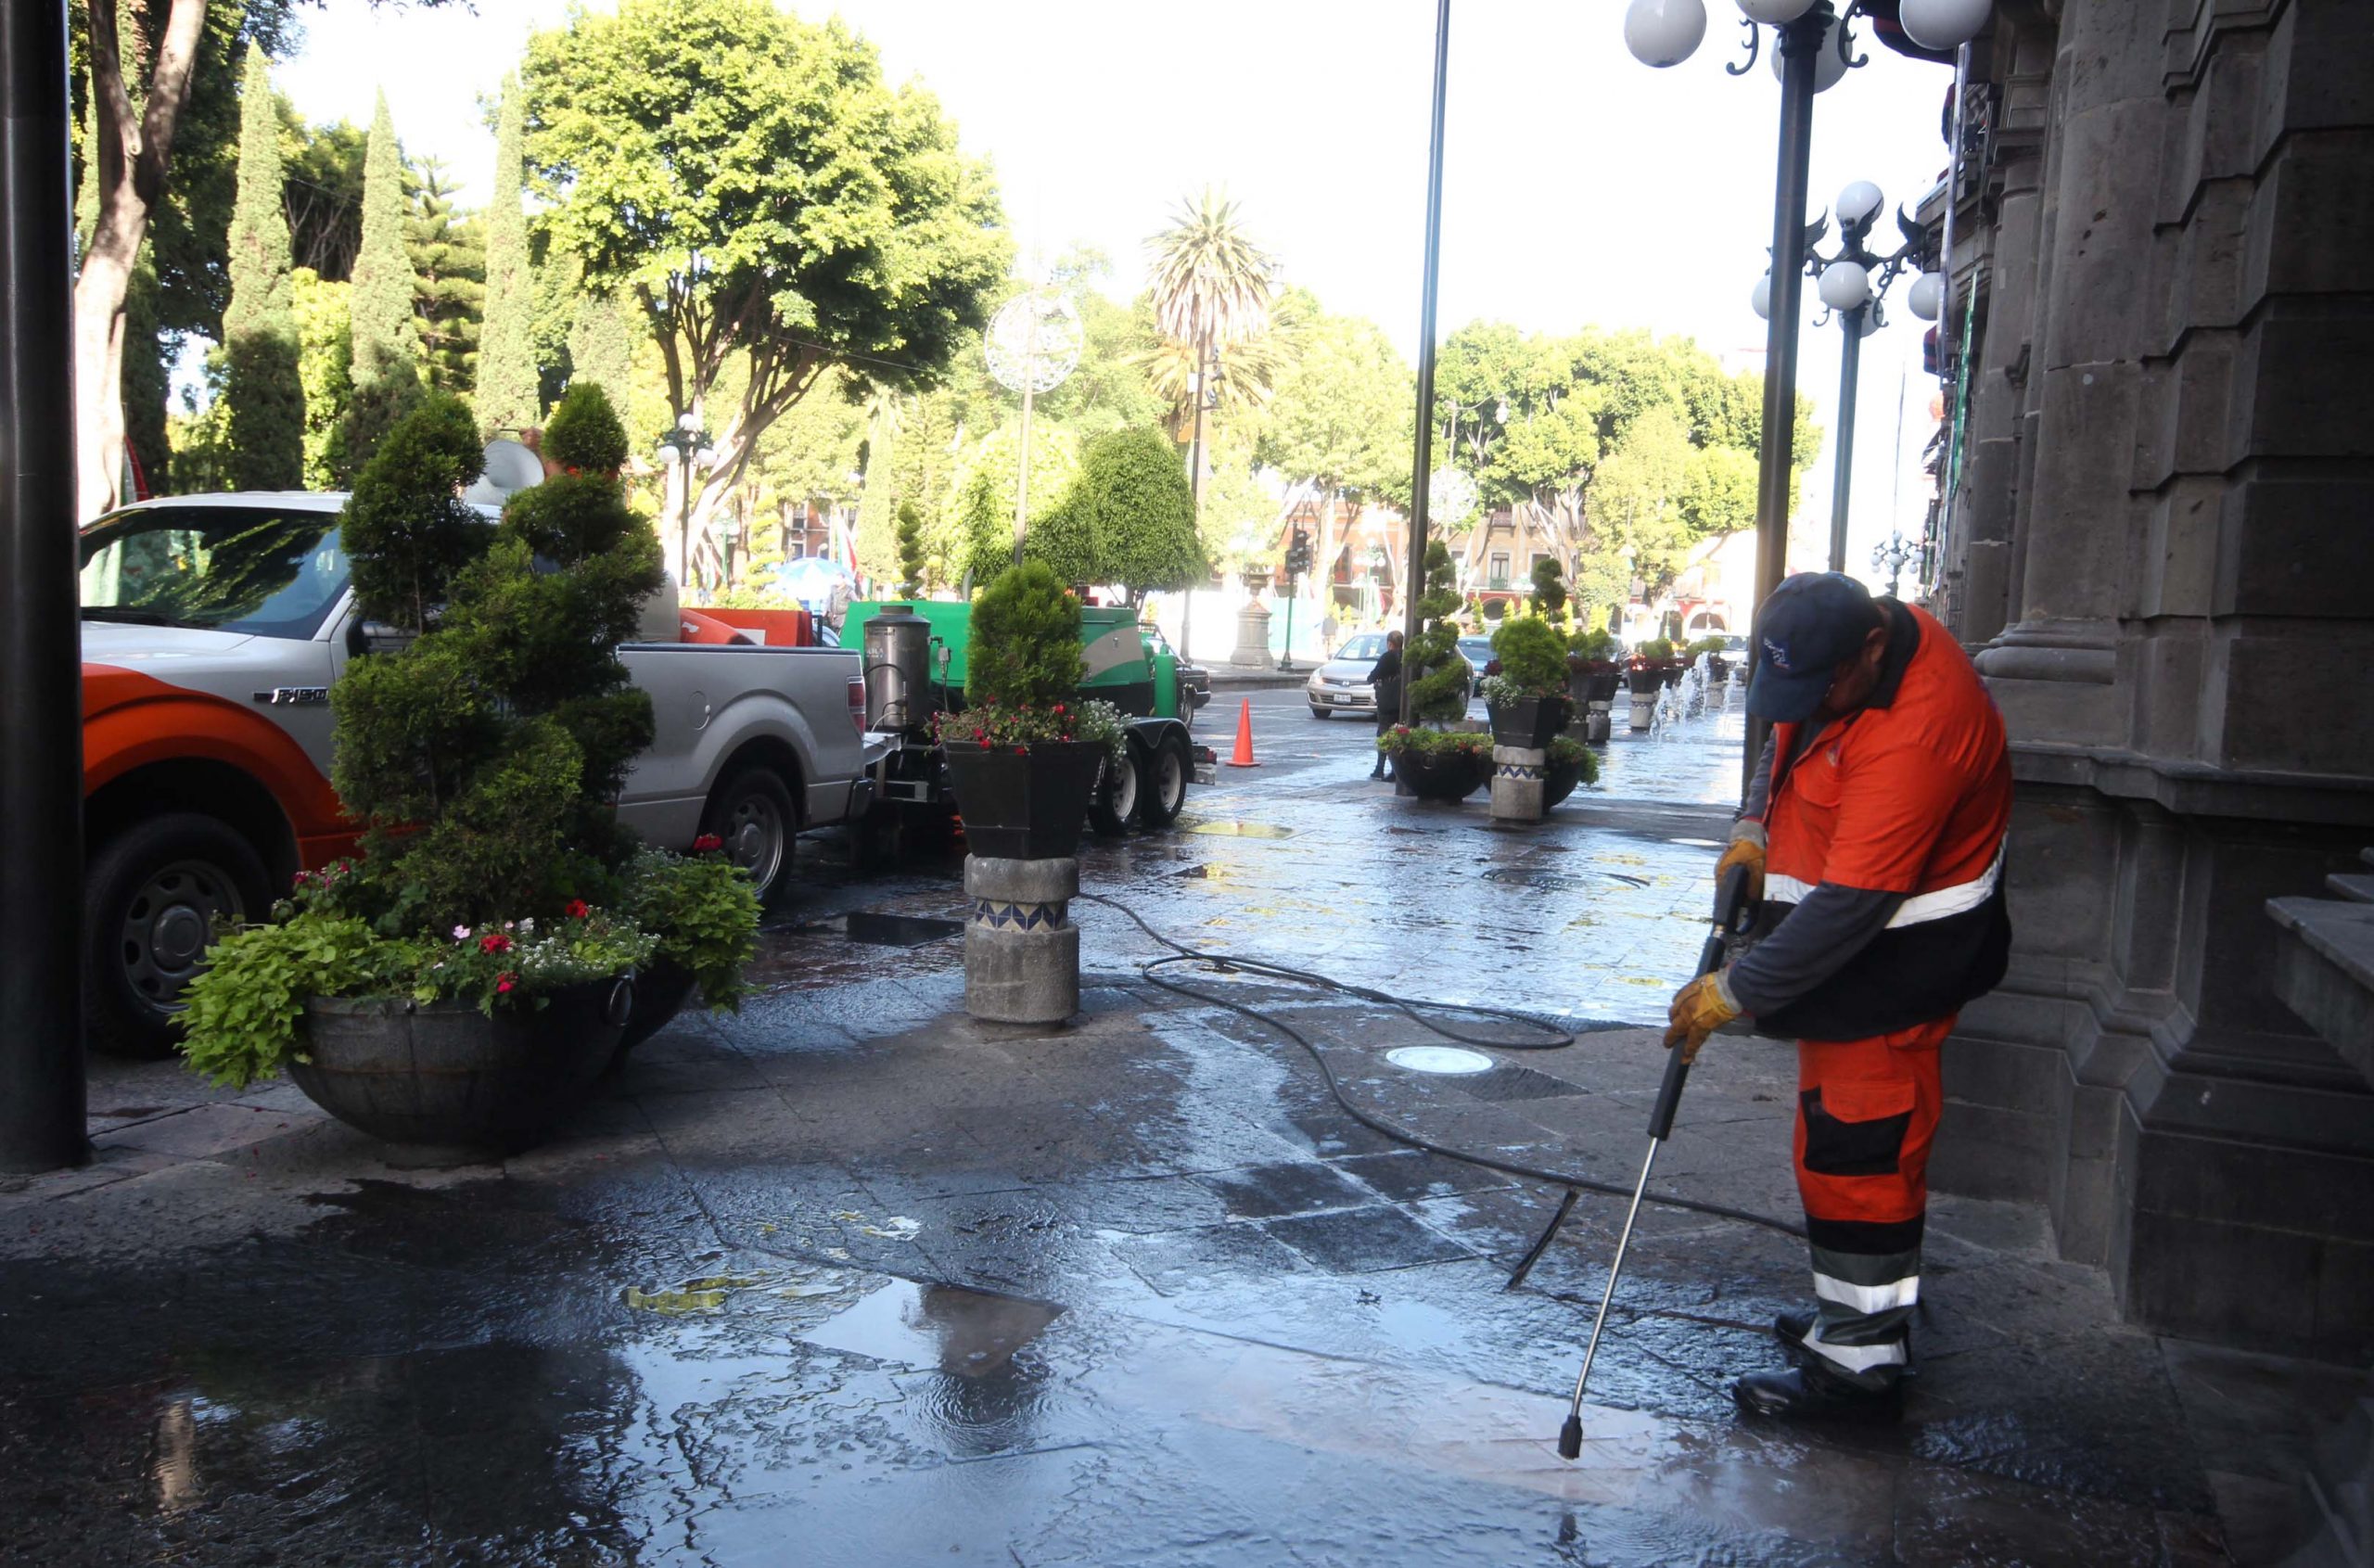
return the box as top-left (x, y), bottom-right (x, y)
top-left (80, 506), bottom-right (348, 638)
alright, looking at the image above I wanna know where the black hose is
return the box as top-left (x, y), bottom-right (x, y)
top-left (1077, 893), bottom-right (1805, 1243)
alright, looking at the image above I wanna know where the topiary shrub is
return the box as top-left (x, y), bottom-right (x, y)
top-left (1570, 625), bottom-right (1620, 664)
top-left (1486, 615), bottom-right (1569, 700)
top-left (1401, 539), bottom-right (1470, 726)
top-left (1529, 557), bottom-right (1569, 618)
top-left (895, 500), bottom-right (926, 597)
top-left (1684, 634), bottom-right (1729, 661)
top-left (936, 561), bottom-right (1122, 757)
top-left (1636, 636), bottom-right (1676, 663)
top-left (180, 386), bottom-right (753, 1089)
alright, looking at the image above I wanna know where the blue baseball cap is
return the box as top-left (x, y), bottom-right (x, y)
top-left (1745, 572), bottom-right (1882, 723)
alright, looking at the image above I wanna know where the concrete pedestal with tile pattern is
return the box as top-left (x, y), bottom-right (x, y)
top-left (1489, 745), bottom-right (1546, 822)
top-left (964, 855), bottom-right (1079, 1024)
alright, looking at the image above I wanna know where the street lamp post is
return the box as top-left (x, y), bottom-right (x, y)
top-left (655, 410), bottom-right (717, 591)
top-left (1756, 179), bottom-right (1930, 572)
top-left (1625, 0), bottom-right (1879, 797)
top-left (1183, 337), bottom-right (1219, 666)
top-left (1870, 529), bottom-right (1915, 599)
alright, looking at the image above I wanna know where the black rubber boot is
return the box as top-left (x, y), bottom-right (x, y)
top-left (1774, 1309), bottom-right (1816, 1363)
top-left (1732, 1361), bottom-right (1904, 1425)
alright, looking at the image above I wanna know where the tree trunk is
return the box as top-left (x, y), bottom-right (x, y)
top-left (74, 0), bottom-right (208, 521)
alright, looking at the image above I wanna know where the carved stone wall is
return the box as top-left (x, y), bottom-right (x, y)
top-left (1930, 0), bottom-right (2374, 1359)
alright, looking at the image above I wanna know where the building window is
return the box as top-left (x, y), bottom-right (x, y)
top-left (1487, 551), bottom-right (1511, 589)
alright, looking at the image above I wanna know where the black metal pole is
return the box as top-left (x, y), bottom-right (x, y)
top-left (1828, 304), bottom-right (1864, 572)
top-left (0, 0), bottom-right (89, 1173)
top-left (1399, 0), bottom-right (1450, 729)
top-left (1742, 7), bottom-right (1823, 800)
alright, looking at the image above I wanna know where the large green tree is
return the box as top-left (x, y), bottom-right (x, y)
top-left (220, 43), bottom-right (300, 489)
top-left (521, 0), bottom-right (1008, 584)
top-left (1258, 300), bottom-right (1411, 583)
top-left (1027, 426), bottom-right (1205, 602)
top-left (276, 103), bottom-right (365, 278)
top-left (407, 159), bottom-right (484, 395)
top-left (340, 92), bottom-right (421, 474)
top-left (290, 266), bottom-right (351, 486)
top-left (476, 79), bottom-right (538, 438)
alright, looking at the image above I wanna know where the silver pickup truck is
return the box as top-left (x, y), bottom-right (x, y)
top-left (78, 490), bottom-right (871, 1056)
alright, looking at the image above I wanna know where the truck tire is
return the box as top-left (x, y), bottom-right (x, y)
top-left (700, 765), bottom-right (798, 905)
top-left (84, 813), bottom-right (273, 1059)
top-left (1137, 733), bottom-right (1191, 830)
top-left (1089, 747), bottom-right (1140, 837)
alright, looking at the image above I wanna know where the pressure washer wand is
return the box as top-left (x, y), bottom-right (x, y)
top-left (1557, 861), bottom-right (1753, 1461)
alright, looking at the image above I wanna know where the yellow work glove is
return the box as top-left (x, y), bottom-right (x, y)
top-left (1716, 820), bottom-right (1766, 904)
top-left (1664, 970), bottom-right (1742, 1064)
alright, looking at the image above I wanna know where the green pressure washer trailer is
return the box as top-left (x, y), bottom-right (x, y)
top-left (839, 600), bottom-right (1217, 840)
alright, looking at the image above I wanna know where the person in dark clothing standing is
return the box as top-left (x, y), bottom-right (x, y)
top-left (1369, 630), bottom-right (1404, 780)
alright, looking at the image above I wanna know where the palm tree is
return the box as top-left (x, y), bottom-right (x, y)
top-left (1146, 188), bottom-right (1277, 351)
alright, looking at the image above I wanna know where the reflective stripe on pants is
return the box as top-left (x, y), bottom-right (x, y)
top-left (1788, 1015), bottom-right (1952, 1390)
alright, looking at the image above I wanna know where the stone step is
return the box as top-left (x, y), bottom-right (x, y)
top-left (2293, 1392), bottom-right (2374, 1568)
top-left (2330, 873), bottom-right (2374, 905)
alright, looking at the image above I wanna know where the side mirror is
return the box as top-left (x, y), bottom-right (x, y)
top-left (350, 620), bottom-right (415, 657)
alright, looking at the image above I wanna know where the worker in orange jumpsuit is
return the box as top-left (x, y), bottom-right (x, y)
top-left (1665, 572), bottom-right (2011, 1422)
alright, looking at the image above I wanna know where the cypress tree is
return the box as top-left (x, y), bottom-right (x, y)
top-left (567, 287), bottom-right (639, 409)
top-left (223, 45), bottom-right (304, 491)
top-left (342, 92), bottom-right (423, 473)
top-left (895, 501), bottom-right (926, 596)
top-left (408, 159), bottom-right (485, 394)
top-left (477, 79), bottom-right (540, 439)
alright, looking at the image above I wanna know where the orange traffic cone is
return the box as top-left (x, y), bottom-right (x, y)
top-left (1226, 696), bottom-right (1259, 767)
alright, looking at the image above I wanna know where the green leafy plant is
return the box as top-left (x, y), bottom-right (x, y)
top-left (964, 561), bottom-right (1086, 711)
top-left (1375, 725), bottom-right (1491, 760)
top-left (1546, 733), bottom-right (1602, 786)
top-left (1399, 539), bottom-right (1470, 727)
top-left (1684, 635), bottom-right (1729, 661)
top-left (1487, 615), bottom-right (1569, 700)
top-left (1635, 637), bottom-right (1676, 663)
top-left (1569, 626), bottom-right (1620, 664)
top-left (895, 501), bottom-right (927, 597)
top-left (622, 848), bottom-right (762, 1013)
top-left (1528, 557), bottom-right (1569, 618)
top-left (180, 386), bottom-right (760, 1086)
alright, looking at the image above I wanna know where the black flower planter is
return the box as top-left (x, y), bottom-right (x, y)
top-left (1487, 695), bottom-right (1573, 750)
top-left (1626, 668), bottom-right (1666, 698)
top-left (292, 976), bottom-right (634, 1151)
top-left (1544, 756), bottom-right (1588, 809)
top-left (614, 959), bottom-right (698, 1061)
top-left (1661, 662), bottom-right (1686, 689)
top-left (942, 740), bottom-right (1107, 860)
top-left (1706, 654), bottom-right (1730, 682)
top-left (1568, 663), bottom-right (1622, 708)
top-left (1387, 746), bottom-right (1492, 801)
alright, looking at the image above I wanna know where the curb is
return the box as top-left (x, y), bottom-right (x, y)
top-left (1203, 669), bottom-right (1313, 690)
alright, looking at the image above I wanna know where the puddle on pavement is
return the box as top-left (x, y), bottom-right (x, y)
top-left (788, 911), bottom-right (964, 947)
top-left (1181, 818), bottom-right (1296, 839)
top-left (621, 1272), bottom-right (767, 1314)
top-left (802, 1279), bottom-right (1063, 1377)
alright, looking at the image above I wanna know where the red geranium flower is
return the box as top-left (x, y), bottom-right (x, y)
top-left (565, 899), bottom-right (591, 920)
top-left (495, 973), bottom-right (517, 994)
top-left (692, 834), bottom-right (723, 853)
top-left (1014, 745), bottom-right (1029, 756)
top-left (479, 933), bottom-right (513, 954)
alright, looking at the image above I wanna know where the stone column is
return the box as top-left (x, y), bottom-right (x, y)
top-left (964, 856), bottom-right (1079, 1025)
top-left (1230, 601), bottom-right (1272, 667)
top-left (1488, 745), bottom-right (1545, 822)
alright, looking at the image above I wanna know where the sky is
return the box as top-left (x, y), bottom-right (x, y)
top-left (274, 0), bottom-right (1959, 591)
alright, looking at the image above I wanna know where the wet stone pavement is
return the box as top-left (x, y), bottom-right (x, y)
top-left (0, 682), bottom-right (2348, 1565)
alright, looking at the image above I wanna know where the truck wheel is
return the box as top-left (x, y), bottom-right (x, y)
top-left (1137, 734), bottom-right (1191, 830)
top-left (1089, 748), bottom-right (1140, 837)
top-left (84, 813), bottom-right (272, 1059)
top-left (700, 766), bottom-right (798, 904)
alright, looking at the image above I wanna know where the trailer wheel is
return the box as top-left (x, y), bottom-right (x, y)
top-left (699, 765), bottom-right (798, 903)
top-left (1137, 733), bottom-right (1191, 829)
top-left (1089, 746), bottom-right (1140, 836)
top-left (84, 813), bottom-right (272, 1059)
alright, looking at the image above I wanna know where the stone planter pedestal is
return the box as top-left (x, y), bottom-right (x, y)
top-left (964, 855), bottom-right (1079, 1024)
top-left (1583, 701), bottom-right (1613, 743)
top-left (1231, 601), bottom-right (1273, 667)
top-left (1489, 744), bottom-right (1547, 822)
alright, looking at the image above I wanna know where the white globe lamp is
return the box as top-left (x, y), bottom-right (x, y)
top-left (1624, 0), bottom-right (1708, 68)
top-left (1835, 180), bottom-right (1884, 227)
top-left (1736, 0), bottom-right (1815, 21)
top-left (1769, 18), bottom-right (1850, 92)
top-left (1818, 260), bottom-right (1872, 312)
top-left (1908, 271), bottom-right (1945, 321)
top-left (1751, 274), bottom-right (1772, 320)
top-left (1900, 0), bottom-right (1991, 51)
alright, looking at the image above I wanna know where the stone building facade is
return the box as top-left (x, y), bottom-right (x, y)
top-left (1924, 0), bottom-right (2373, 1362)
